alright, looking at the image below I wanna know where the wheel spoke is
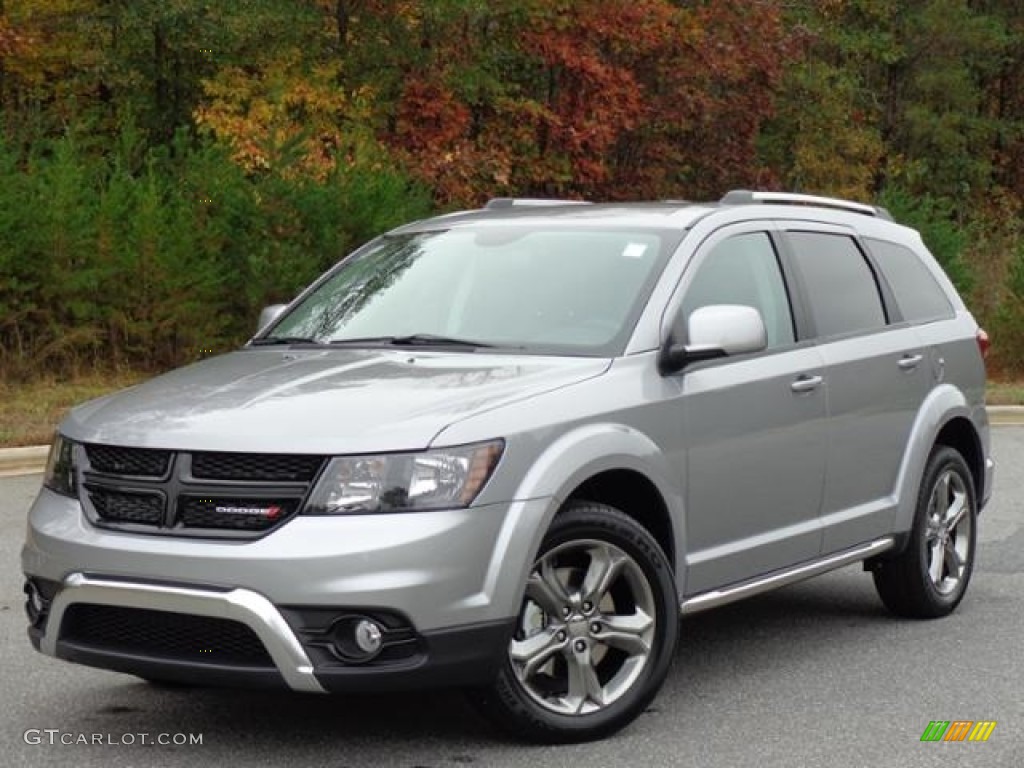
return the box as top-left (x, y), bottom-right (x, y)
top-left (599, 609), bottom-right (653, 656)
top-left (510, 629), bottom-right (564, 679)
top-left (943, 490), bottom-right (967, 534)
top-left (943, 539), bottom-right (963, 579)
top-left (933, 472), bottom-right (951, 514)
top-left (564, 646), bottom-right (604, 713)
top-left (928, 540), bottom-right (944, 584)
top-left (581, 544), bottom-right (627, 605)
top-left (526, 559), bottom-right (569, 617)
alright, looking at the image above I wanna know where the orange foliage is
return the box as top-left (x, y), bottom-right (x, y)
top-left (0, 15), bottom-right (28, 57)
top-left (196, 59), bottom-right (362, 179)
top-left (381, 0), bottom-right (796, 205)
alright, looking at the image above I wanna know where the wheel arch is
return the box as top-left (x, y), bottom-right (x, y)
top-left (504, 424), bottom-right (684, 600)
top-left (891, 384), bottom-right (987, 539)
top-left (565, 469), bottom-right (676, 570)
top-left (933, 417), bottom-right (985, 505)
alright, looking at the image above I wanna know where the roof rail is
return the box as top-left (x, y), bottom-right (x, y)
top-left (720, 190), bottom-right (893, 221)
top-left (484, 198), bottom-right (591, 209)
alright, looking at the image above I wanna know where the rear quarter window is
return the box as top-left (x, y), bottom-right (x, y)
top-left (865, 238), bottom-right (955, 323)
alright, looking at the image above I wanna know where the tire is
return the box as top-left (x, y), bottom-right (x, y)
top-left (469, 501), bottom-right (679, 743)
top-left (873, 445), bottom-right (977, 619)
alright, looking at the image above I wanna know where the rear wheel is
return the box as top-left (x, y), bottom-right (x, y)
top-left (873, 446), bottom-right (977, 618)
top-left (470, 501), bottom-right (678, 743)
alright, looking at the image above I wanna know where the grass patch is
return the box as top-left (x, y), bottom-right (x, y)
top-left (987, 380), bottom-right (1024, 406)
top-left (0, 371), bottom-right (148, 448)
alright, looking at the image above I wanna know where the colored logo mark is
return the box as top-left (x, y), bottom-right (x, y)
top-left (920, 720), bottom-right (996, 742)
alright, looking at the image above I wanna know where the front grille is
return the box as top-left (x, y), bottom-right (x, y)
top-left (192, 452), bottom-right (324, 482)
top-left (85, 445), bottom-right (170, 477)
top-left (81, 446), bottom-right (317, 539)
top-left (88, 487), bottom-right (165, 524)
top-left (60, 604), bottom-right (273, 667)
top-left (178, 497), bottom-right (298, 531)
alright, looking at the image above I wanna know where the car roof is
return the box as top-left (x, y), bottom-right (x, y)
top-left (387, 191), bottom-right (901, 237)
top-left (389, 201), bottom-right (718, 234)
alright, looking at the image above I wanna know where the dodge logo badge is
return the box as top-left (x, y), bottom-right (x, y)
top-left (214, 504), bottom-right (283, 519)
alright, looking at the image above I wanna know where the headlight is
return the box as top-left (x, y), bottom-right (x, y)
top-left (43, 434), bottom-right (78, 498)
top-left (304, 440), bottom-right (504, 515)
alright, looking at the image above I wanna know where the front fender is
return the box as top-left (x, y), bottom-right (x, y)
top-left (475, 424), bottom-right (684, 620)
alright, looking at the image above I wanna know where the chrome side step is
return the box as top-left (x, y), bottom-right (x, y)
top-left (680, 538), bottom-right (894, 616)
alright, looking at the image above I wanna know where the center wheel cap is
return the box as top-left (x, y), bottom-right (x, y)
top-left (568, 619), bottom-right (591, 638)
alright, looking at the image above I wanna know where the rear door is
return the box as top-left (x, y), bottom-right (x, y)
top-left (780, 226), bottom-right (930, 553)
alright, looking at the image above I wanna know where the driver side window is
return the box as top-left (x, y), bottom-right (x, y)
top-left (679, 232), bottom-right (795, 348)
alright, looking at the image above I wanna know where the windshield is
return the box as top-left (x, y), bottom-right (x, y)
top-left (261, 226), bottom-right (679, 356)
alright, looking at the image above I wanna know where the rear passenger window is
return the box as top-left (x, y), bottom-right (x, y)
top-left (787, 232), bottom-right (885, 338)
top-left (680, 232), bottom-right (795, 348)
top-left (865, 238), bottom-right (954, 323)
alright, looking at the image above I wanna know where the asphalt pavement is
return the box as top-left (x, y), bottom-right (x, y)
top-left (2, 428), bottom-right (1023, 767)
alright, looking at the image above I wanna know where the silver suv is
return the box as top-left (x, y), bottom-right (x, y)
top-left (23, 191), bottom-right (993, 743)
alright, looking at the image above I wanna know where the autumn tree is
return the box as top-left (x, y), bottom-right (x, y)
top-left (330, 0), bottom-right (795, 205)
top-left (6, 0), bottom-right (1024, 377)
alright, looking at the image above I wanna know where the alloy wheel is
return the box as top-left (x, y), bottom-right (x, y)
top-left (509, 539), bottom-right (656, 716)
top-left (924, 468), bottom-right (972, 595)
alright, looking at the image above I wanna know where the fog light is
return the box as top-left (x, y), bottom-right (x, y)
top-left (354, 619), bottom-right (382, 654)
top-left (329, 615), bottom-right (385, 662)
top-left (24, 581), bottom-right (46, 626)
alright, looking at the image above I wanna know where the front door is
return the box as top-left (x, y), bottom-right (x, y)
top-left (673, 227), bottom-right (828, 595)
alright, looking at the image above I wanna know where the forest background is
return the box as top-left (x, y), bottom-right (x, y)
top-left (1, 1), bottom-right (1023, 443)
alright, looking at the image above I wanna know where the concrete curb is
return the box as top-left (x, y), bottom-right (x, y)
top-left (2, 406), bottom-right (1023, 478)
top-left (987, 405), bottom-right (1024, 424)
top-left (0, 445), bottom-right (50, 478)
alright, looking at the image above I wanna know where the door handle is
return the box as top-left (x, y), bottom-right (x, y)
top-left (790, 374), bottom-right (823, 394)
top-left (898, 354), bottom-right (923, 371)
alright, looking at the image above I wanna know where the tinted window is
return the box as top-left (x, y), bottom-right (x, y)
top-left (787, 232), bottom-right (885, 338)
top-left (680, 233), bottom-right (795, 348)
top-left (865, 238), bottom-right (954, 323)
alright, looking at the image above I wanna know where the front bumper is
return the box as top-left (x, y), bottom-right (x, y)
top-left (22, 487), bottom-right (552, 691)
top-left (26, 573), bottom-right (514, 692)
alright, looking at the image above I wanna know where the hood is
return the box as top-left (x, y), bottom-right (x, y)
top-left (62, 348), bottom-right (611, 453)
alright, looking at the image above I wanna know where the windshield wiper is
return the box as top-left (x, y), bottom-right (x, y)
top-left (250, 336), bottom-right (323, 346)
top-left (391, 334), bottom-right (495, 348)
top-left (328, 334), bottom-right (496, 349)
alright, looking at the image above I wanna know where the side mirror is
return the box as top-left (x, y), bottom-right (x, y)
top-left (257, 304), bottom-right (287, 334)
top-left (659, 304), bottom-right (767, 374)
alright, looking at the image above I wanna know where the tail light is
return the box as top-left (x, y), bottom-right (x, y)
top-left (976, 328), bottom-right (990, 360)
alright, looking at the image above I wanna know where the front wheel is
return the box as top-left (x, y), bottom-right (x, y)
top-left (873, 445), bottom-right (977, 618)
top-left (470, 501), bottom-right (679, 743)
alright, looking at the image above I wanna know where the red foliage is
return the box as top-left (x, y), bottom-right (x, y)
top-left (377, 0), bottom-right (798, 205)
